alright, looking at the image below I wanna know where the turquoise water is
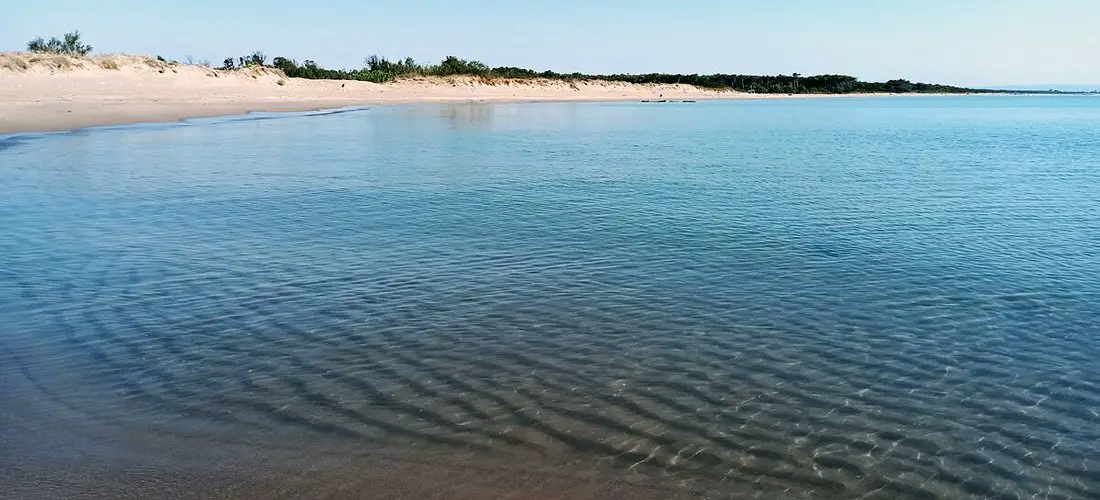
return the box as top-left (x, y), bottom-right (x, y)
top-left (1, 97), bottom-right (1099, 498)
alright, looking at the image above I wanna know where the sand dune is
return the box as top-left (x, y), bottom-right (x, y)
top-left (0, 53), bottom-right (754, 134)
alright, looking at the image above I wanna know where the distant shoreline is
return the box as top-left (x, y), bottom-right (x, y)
top-left (0, 52), bottom-right (1065, 135)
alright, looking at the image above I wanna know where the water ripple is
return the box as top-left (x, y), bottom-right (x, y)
top-left (2, 97), bottom-right (1099, 498)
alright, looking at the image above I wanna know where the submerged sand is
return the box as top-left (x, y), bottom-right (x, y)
top-left (0, 347), bottom-right (718, 500)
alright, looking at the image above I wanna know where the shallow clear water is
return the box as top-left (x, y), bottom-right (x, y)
top-left (2, 97), bottom-right (1099, 498)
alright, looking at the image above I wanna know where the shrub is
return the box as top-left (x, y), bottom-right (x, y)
top-left (26, 30), bottom-right (92, 56)
top-left (26, 37), bottom-right (48, 53)
top-left (272, 56), bottom-right (292, 70)
top-left (247, 50), bottom-right (266, 66)
top-left (435, 56), bottom-right (488, 76)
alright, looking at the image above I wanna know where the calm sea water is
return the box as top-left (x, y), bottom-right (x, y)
top-left (1, 97), bottom-right (1099, 499)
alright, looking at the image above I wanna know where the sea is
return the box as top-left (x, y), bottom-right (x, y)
top-left (1, 96), bottom-right (1098, 499)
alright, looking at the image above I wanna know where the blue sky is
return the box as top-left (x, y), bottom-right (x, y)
top-left (3, 0), bottom-right (1097, 87)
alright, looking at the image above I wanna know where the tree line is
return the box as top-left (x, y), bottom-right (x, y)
top-left (18, 31), bottom-right (1002, 94)
top-left (217, 52), bottom-right (982, 93)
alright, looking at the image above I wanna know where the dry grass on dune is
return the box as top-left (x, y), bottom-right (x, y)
top-left (0, 52), bottom-right (710, 98)
top-left (0, 53), bottom-right (31, 71)
top-left (0, 52), bottom-right (288, 80)
top-left (0, 52), bottom-right (119, 73)
top-left (0, 52), bottom-right (104, 72)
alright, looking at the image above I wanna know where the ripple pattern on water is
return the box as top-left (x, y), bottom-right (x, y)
top-left (2, 97), bottom-right (1100, 499)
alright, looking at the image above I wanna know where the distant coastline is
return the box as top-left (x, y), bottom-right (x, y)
top-left (0, 51), bottom-right (1087, 135)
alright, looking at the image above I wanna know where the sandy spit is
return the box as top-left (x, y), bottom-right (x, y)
top-left (1, 52), bottom-right (903, 134)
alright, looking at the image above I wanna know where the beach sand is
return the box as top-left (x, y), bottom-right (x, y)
top-left (0, 52), bottom-right (762, 134)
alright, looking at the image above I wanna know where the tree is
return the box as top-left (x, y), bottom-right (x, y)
top-left (221, 57), bottom-right (236, 70)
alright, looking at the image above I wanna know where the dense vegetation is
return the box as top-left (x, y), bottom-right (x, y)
top-left (211, 52), bottom-right (983, 93)
top-left (13, 32), bottom-right (1055, 94)
top-left (26, 30), bottom-right (93, 56)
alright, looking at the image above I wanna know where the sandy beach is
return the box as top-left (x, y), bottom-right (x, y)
top-left (0, 52), bottom-right (766, 134)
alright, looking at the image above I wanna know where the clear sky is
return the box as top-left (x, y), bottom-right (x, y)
top-left (3, 0), bottom-right (1097, 87)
